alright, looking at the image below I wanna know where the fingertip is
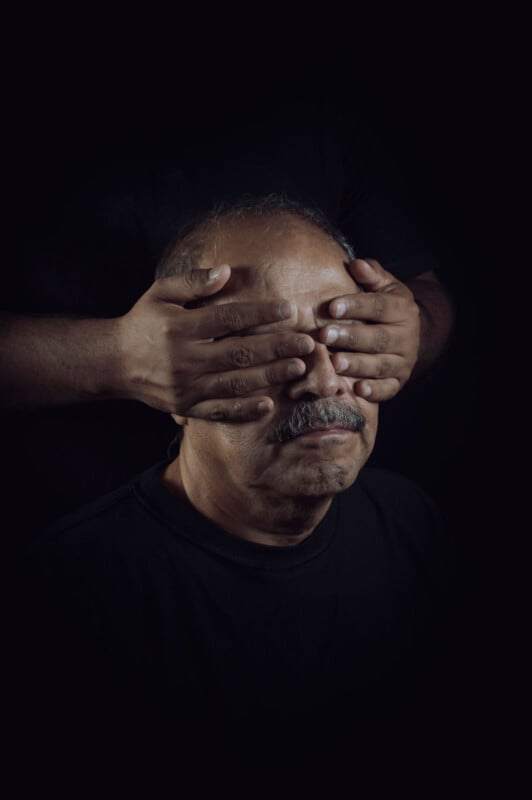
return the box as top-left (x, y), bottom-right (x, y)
top-left (278, 300), bottom-right (296, 320)
top-left (355, 381), bottom-right (372, 398)
top-left (287, 361), bottom-right (306, 379)
top-left (297, 335), bottom-right (314, 355)
top-left (207, 264), bottom-right (231, 284)
top-left (257, 398), bottom-right (274, 414)
top-left (335, 356), bottom-right (349, 373)
top-left (330, 300), bottom-right (346, 319)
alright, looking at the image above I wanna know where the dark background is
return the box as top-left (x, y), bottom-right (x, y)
top-left (2, 21), bottom-right (522, 769)
top-left (3, 39), bottom-right (512, 536)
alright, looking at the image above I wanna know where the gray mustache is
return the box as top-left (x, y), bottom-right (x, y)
top-left (268, 399), bottom-right (366, 444)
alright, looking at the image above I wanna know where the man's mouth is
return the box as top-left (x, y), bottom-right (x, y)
top-left (268, 399), bottom-right (366, 444)
top-left (297, 424), bottom-right (352, 436)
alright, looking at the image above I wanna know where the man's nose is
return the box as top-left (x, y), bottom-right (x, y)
top-left (287, 342), bottom-right (346, 401)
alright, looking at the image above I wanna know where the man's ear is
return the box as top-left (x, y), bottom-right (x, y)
top-left (171, 414), bottom-right (188, 427)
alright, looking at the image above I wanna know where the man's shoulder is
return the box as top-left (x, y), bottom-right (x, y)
top-left (346, 467), bottom-right (455, 571)
top-left (24, 466), bottom-right (164, 564)
top-left (43, 481), bottom-right (137, 535)
top-left (345, 467), bottom-right (447, 535)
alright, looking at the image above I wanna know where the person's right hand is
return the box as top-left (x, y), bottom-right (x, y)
top-left (115, 265), bottom-right (315, 420)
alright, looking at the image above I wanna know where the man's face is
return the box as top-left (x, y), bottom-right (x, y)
top-left (178, 214), bottom-right (379, 501)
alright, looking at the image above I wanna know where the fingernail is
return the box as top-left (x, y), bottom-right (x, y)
top-left (325, 328), bottom-right (339, 345)
top-left (257, 400), bottom-right (271, 413)
top-left (336, 357), bottom-right (349, 372)
top-left (361, 384), bottom-right (372, 397)
top-left (208, 267), bottom-right (221, 282)
top-left (333, 302), bottom-right (346, 318)
top-left (287, 362), bottom-right (305, 378)
top-left (297, 337), bottom-right (313, 355)
top-left (278, 301), bottom-right (294, 320)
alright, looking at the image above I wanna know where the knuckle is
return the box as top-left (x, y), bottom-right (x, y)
top-left (228, 344), bottom-right (254, 368)
top-left (273, 338), bottom-right (292, 359)
top-left (273, 335), bottom-right (303, 359)
top-left (264, 365), bottom-right (279, 385)
top-left (209, 400), bottom-right (243, 422)
top-left (209, 400), bottom-right (243, 420)
top-left (371, 295), bottom-right (386, 317)
top-left (230, 400), bottom-right (244, 416)
top-left (159, 317), bottom-right (177, 341)
top-left (216, 305), bottom-right (243, 331)
top-left (256, 305), bottom-right (271, 324)
top-left (257, 302), bottom-right (281, 324)
top-left (209, 405), bottom-right (229, 421)
top-left (218, 373), bottom-right (249, 396)
top-left (374, 327), bottom-right (390, 353)
top-left (376, 358), bottom-right (393, 378)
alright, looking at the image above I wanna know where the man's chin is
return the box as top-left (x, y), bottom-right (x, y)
top-left (276, 462), bottom-right (359, 498)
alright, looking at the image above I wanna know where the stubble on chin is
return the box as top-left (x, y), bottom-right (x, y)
top-left (274, 461), bottom-right (357, 498)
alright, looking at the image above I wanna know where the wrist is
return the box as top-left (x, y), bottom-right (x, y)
top-left (82, 316), bottom-right (129, 401)
top-left (71, 318), bottom-right (126, 402)
top-left (408, 276), bottom-right (455, 379)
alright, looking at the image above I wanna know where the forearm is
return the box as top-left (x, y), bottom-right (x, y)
top-left (406, 272), bottom-right (456, 378)
top-left (0, 312), bottom-right (124, 409)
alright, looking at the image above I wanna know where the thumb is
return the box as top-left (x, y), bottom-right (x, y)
top-left (348, 258), bottom-right (395, 292)
top-left (153, 265), bottom-right (232, 304)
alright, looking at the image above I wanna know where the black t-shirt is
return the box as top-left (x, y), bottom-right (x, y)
top-left (12, 462), bottom-right (461, 762)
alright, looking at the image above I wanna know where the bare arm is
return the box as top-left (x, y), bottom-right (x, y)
top-left (0, 266), bottom-right (314, 417)
top-left (0, 312), bottom-right (122, 409)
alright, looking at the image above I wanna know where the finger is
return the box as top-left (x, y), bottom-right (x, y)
top-left (152, 265), bottom-right (232, 304)
top-left (354, 378), bottom-right (401, 403)
top-left (330, 352), bottom-right (405, 380)
top-left (187, 396), bottom-right (275, 422)
top-left (345, 258), bottom-right (400, 294)
top-left (195, 358), bottom-right (307, 400)
top-left (190, 299), bottom-right (297, 339)
top-left (320, 323), bottom-right (407, 355)
top-left (327, 290), bottom-right (408, 323)
top-left (198, 331), bottom-right (315, 372)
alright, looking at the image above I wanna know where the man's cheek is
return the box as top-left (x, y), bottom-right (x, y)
top-left (220, 422), bottom-right (269, 449)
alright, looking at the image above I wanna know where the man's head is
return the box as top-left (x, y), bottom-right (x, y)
top-left (158, 196), bottom-right (378, 508)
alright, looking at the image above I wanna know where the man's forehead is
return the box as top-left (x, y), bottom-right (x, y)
top-left (200, 213), bottom-right (358, 305)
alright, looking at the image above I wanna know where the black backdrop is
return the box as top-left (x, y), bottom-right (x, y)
top-left (3, 53), bottom-right (507, 543)
top-left (2, 29), bottom-right (521, 775)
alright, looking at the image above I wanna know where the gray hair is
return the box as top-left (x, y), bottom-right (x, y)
top-left (155, 193), bottom-right (356, 281)
top-left (268, 398), bottom-right (366, 444)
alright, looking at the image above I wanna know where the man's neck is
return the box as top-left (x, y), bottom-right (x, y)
top-left (159, 456), bottom-right (333, 548)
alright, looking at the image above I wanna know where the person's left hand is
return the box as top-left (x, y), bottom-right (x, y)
top-left (318, 258), bottom-right (420, 402)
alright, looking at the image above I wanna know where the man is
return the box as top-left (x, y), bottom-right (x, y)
top-left (1, 99), bottom-right (455, 537)
top-left (13, 197), bottom-right (459, 767)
